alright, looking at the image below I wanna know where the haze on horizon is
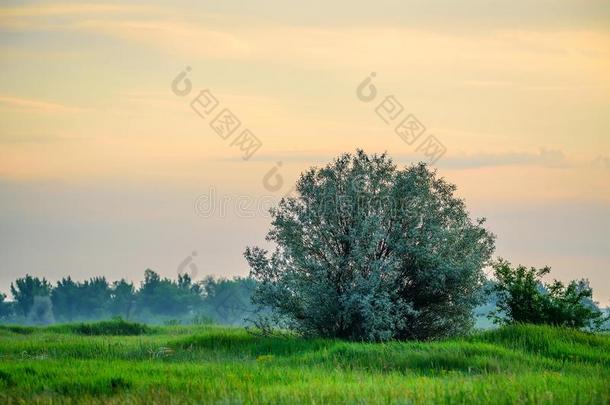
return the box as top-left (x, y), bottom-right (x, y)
top-left (1, 0), bottom-right (609, 304)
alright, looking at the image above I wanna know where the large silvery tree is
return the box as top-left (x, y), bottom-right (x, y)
top-left (245, 151), bottom-right (495, 341)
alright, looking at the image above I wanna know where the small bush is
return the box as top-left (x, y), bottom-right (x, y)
top-left (192, 314), bottom-right (214, 325)
top-left (0, 370), bottom-right (15, 387)
top-left (68, 318), bottom-right (150, 336)
top-left (109, 377), bottom-right (132, 392)
top-left (0, 325), bottom-right (36, 335)
top-left (490, 259), bottom-right (607, 329)
top-left (164, 319), bottom-right (181, 326)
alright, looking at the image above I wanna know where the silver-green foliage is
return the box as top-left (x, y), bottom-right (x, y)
top-left (245, 151), bottom-right (495, 341)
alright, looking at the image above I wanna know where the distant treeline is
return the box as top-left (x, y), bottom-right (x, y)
top-left (0, 270), bottom-right (257, 325)
top-left (1, 269), bottom-right (608, 330)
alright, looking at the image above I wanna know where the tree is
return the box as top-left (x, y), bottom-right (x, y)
top-left (78, 277), bottom-right (111, 319)
top-left (136, 269), bottom-right (202, 318)
top-left (27, 295), bottom-right (55, 325)
top-left (177, 273), bottom-right (205, 311)
top-left (245, 151), bottom-right (495, 341)
top-left (10, 275), bottom-right (52, 317)
top-left (51, 276), bottom-right (112, 321)
top-left (491, 259), bottom-right (606, 329)
top-left (0, 292), bottom-right (14, 320)
top-left (200, 277), bottom-right (257, 324)
top-left (51, 277), bottom-right (80, 322)
top-left (109, 279), bottom-right (136, 319)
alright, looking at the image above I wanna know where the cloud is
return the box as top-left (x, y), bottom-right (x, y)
top-left (2, 1), bottom-right (609, 31)
top-left (434, 149), bottom-right (570, 170)
top-left (592, 156), bottom-right (610, 169)
top-left (220, 150), bottom-right (335, 164)
top-left (0, 3), bottom-right (166, 31)
top-left (0, 132), bottom-right (85, 144)
top-left (0, 3), bottom-right (150, 18)
top-left (72, 19), bottom-right (251, 59)
top-left (3, 5), bottom-right (609, 74)
top-left (220, 148), bottom-right (571, 170)
top-left (0, 95), bottom-right (84, 113)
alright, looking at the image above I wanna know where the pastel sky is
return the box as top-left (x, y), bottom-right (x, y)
top-left (1, 1), bottom-right (609, 303)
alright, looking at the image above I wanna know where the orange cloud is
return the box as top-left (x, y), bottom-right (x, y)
top-left (0, 95), bottom-right (84, 113)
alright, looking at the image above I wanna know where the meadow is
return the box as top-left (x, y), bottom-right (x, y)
top-left (0, 320), bottom-right (609, 404)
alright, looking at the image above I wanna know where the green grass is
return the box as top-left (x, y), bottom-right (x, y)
top-left (0, 321), bottom-right (608, 404)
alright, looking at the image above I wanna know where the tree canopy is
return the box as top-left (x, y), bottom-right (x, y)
top-left (2, 271), bottom-right (255, 325)
top-left (246, 150), bottom-right (496, 341)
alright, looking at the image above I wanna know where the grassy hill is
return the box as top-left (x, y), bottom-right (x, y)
top-left (0, 321), bottom-right (609, 404)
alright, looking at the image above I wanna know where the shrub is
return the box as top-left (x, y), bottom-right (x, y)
top-left (68, 318), bottom-right (150, 336)
top-left (490, 259), bottom-right (607, 329)
top-left (0, 325), bottom-right (35, 335)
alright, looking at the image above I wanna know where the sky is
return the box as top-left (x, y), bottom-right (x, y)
top-left (0, 1), bottom-right (609, 303)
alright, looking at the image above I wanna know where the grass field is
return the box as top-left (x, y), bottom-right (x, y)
top-left (0, 321), bottom-right (609, 404)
